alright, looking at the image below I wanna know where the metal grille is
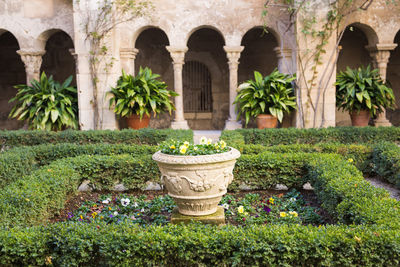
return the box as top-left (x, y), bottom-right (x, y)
top-left (183, 61), bottom-right (212, 112)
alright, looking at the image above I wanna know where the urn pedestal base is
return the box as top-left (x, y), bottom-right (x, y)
top-left (170, 206), bottom-right (225, 225)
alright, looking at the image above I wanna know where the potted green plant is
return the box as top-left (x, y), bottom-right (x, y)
top-left (234, 69), bottom-right (296, 129)
top-left (9, 72), bottom-right (78, 131)
top-left (108, 67), bottom-right (178, 129)
top-left (336, 65), bottom-right (396, 126)
top-left (153, 137), bottom-right (240, 216)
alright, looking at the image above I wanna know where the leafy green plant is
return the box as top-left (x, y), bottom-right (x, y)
top-left (336, 65), bottom-right (396, 116)
top-left (9, 72), bottom-right (78, 131)
top-left (108, 67), bottom-right (178, 119)
top-left (159, 137), bottom-right (229, 155)
top-left (234, 69), bottom-right (297, 125)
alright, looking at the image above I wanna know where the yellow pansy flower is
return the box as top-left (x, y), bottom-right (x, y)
top-left (280, 212), bottom-right (287, 217)
top-left (289, 211), bottom-right (298, 217)
top-left (207, 138), bottom-right (212, 145)
top-left (184, 141), bottom-right (190, 147)
top-left (179, 145), bottom-right (187, 154)
top-left (238, 206), bottom-right (244, 214)
top-left (220, 140), bottom-right (226, 149)
top-left (170, 145), bottom-right (176, 149)
top-left (269, 197), bottom-right (274, 204)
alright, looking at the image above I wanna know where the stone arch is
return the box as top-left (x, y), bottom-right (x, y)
top-left (185, 25), bottom-right (226, 46)
top-left (37, 29), bottom-right (74, 51)
top-left (239, 26), bottom-right (281, 49)
top-left (336, 24), bottom-right (374, 126)
top-left (238, 27), bottom-right (281, 127)
top-left (133, 25), bottom-right (170, 47)
top-left (40, 30), bottom-right (76, 85)
top-left (133, 27), bottom-right (172, 129)
top-left (185, 27), bottom-right (227, 130)
top-left (387, 30), bottom-right (400, 126)
top-left (339, 22), bottom-right (379, 46)
top-left (0, 30), bottom-right (26, 129)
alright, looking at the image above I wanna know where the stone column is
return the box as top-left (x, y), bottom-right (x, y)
top-left (17, 50), bottom-right (46, 85)
top-left (224, 46), bottom-right (244, 130)
top-left (120, 48), bottom-right (139, 75)
top-left (274, 47), bottom-right (293, 74)
top-left (366, 44), bottom-right (398, 126)
top-left (166, 46), bottom-right (189, 129)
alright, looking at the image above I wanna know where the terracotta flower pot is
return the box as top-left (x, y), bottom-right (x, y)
top-left (152, 148), bottom-right (241, 216)
top-left (350, 110), bottom-right (370, 127)
top-left (126, 114), bottom-right (150, 129)
top-left (256, 114), bottom-right (278, 129)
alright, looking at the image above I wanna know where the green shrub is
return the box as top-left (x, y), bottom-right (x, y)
top-left (372, 142), bottom-right (400, 188)
top-left (1, 223), bottom-right (399, 266)
top-left (0, 143), bottom-right (399, 265)
top-left (222, 127), bottom-right (400, 146)
top-left (0, 128), bottom-right (192, 147)
top-left (0, 143), bottom-right (158, 188)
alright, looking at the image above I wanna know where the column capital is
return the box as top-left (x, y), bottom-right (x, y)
top-left (166, 46), bottom-right (188, 65)
top-left (120, 48), bottom-right (139, 59)
top-left (223, 46), bottom-right (244, 65)
top-left (17, 50), bottom-right (46, 73)
top-left (365, 43), bottom-right (398, 52)
top-left (273, 47), bottom-right (292, 59)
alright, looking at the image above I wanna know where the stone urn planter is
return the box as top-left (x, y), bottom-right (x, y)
top-left (152, 148), bottom-right (241, 216)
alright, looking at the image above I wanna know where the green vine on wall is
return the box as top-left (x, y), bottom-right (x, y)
top-left (76, 0), bottom-right (151, 129)
top-left (262, 0), bottom-right (396, 128)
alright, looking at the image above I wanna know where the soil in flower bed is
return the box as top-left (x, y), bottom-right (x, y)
top-left (51, 189), bottom-right (334, 226)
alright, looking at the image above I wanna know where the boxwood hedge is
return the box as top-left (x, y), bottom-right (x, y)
top-left (0, 128), bottom-right (193, 148)
top-left (221, 127), bottom-right (400, 146)
top-left (0, 141), bottom-right (400, 265)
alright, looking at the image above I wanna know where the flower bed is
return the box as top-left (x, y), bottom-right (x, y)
top-left (55, 190), bottom-right (327, 227)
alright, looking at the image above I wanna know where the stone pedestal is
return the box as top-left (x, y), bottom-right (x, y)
top-left (170, 206), bottom-right (225, 225)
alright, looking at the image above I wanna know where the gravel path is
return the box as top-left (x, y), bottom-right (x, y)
top-left (365, 177), bottom-right (400, 201)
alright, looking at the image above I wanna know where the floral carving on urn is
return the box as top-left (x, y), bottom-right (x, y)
top-left (152, 147), bottom-right (240, 216)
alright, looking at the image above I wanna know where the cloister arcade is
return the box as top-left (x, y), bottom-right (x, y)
top-left (1, 0), bottom-right (400, 130)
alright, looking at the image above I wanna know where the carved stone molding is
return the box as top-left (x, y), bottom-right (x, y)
top-left (120, 48), bottom-right (139, 59)
top-left (166, 46), bottom-right (188, 65)
top-left (152, 147), bottom-right (240, 165)
top-left (17, 50), bottom-right (46, 74)
top-left (223, 46), bottom-right (244, 69)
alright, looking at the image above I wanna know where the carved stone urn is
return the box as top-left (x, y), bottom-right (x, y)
top-left (152, 148), bottom-right (241, 216)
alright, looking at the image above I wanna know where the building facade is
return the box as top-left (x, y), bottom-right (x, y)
top-left (1, 0), bottom-right (400, 130)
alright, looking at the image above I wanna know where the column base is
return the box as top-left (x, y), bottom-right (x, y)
top-left (224, 120), bottom-right (242, 130)
top-left (374, 119), bottom-right (392, 127)
top-left (171, 120), bottom-right (190, 129)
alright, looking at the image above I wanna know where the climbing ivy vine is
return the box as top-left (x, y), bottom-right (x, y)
top-left (76, 0), bottom-right (151, 129)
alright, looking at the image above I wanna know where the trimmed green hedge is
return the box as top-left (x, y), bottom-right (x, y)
top-left (2, 223), bottom-right (400, 266)
top-left (0, 128), bottom-right (192, 147)
top-left (221, 127), bottom-right (400, 146)
top-left (372, 142), bottom-right (400, 189)
top-left (0, 143), bottom-right (158, 189)
top-left (1, 141), bottom-right (400, 265)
